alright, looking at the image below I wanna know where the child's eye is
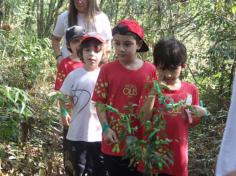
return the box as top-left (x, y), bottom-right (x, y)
top-left (71, 38), bottom-right (81, 44)
top-left (114, 42), bottom-right (119, 46)
top-left (113, 41), bottom-right (120, 46)
top-left (94, 46), bottom-right (102, 52)
top-left (169, 65), bottom-right (179, 70)
top-left (85, 48), bottom-right (91, 52)
top-left (124, 42), bottom-right (133, 47)
top-left (84, 46), bottom-right (102, 53)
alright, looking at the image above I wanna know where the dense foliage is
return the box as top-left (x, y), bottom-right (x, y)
top-left (0, 0), bottom-right (235, 175)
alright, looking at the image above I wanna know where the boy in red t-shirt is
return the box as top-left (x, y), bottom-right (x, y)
top-left (92, 19), bottom-right (156, 176)
top-left (138, 38), bottom-right (207, 176)
top-left (54, 25), bottom-right (85, 175)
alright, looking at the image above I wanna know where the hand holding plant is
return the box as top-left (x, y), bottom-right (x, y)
top-left (103, 126), bottom-right (118, 144)
top-left (60, 114), bottom-right (71, 127)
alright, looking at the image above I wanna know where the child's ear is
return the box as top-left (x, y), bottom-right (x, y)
top-left (66, 43), bottom-right (71, 52)
top-left (137, 40), bottom-right (143, 50)
top-left (99, 45), bottom-right (108, 66)
top-left (182, 63), bottom-right (187, 69)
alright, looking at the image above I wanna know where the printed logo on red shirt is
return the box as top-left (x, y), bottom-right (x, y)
top-left (122, 84), bottom-right (137, 97)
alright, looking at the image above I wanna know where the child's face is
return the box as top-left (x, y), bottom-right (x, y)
top-left (69, 37), bottom-right (82, 56)
top-left (113, 34), bottom-right (142, 62)
top-left (156, 65), bottom-right (183, 85)
top-left (82, 44), bottom-right (103, 70)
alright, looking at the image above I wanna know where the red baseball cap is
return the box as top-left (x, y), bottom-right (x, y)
top-left (114, 19), bottom-right (149, 52)
top-left (80, 32), bottom-right (105, 44)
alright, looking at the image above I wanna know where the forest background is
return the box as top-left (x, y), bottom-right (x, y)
top-left (0, 0), bottom-right (235, 175)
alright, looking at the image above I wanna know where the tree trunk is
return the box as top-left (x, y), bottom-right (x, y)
top-left (37, 0), bottom-right (44, 38)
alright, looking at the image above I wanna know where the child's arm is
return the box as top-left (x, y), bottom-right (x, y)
top-left (95, 103), bottom-right (118, 143)
top-left (58, 70), bottom-right (75, 126)
top-left (59, 94), bottom-right (72, 127)
top-left (140, 87), bottom-right (156, 121)
top-left (184, 85), bottom-right (207, 126)
top-left (191, 105), bottom-right (207, 117)
top-left (183, 105), bottom-right (207, 126)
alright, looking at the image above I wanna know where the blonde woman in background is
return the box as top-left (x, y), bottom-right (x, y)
top-left (51, 0), bottom-right (112, 64)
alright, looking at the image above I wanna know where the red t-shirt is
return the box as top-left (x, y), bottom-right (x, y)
top-left (54, 57), bottom-right (84, 90)
top-left (92, 60), bottom-right (157, 156)
top-left (137, 81), bottom-right (200, 176)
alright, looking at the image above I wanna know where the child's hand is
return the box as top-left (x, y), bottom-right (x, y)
top-left (60, 115), bottom-right (71, 127)
top-left (103, 128), bottom-right (118, 144)
top-left (182, 105), bottom-right (207, 125)
top-left (190, 105), bottom-right (207, 117)
top-left (149, 86), bottom-right (157, 97)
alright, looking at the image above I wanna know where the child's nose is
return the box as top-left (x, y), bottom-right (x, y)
top-left (90, 51), bottom-right (96, 56)
top-left (118, 45), bottom-right (125, 51)
top-left (165, 72), bottom-right (172, 78)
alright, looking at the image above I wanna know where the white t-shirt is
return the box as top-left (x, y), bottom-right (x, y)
top-left (215, 75), bottom-right (236, 176)
top-left (60, 67), bottom-right (102, 142)
top-left (53, 11), bottom-right (112, 57)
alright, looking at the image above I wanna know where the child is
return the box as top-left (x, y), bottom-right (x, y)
top-left (92, 19), bottom-right (157, 176)
top-left (54, 25), bottom-right (85, 91)
top-left (216, 74), bottom-right (236, 176)
top-left (54, 25), bottom-right (85, 175)
top-left (60, 32), bottom-right (106, 176)
top-left (138, 38), bottom-right (207, 176)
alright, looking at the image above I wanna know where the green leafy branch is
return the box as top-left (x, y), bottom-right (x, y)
top-left (97, 81), bottom-right (206, 175)
top-left (0, 85), bottom-right (34, 140)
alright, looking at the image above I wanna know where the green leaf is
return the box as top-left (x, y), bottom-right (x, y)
top-left (232, 5), bottom-right (236, 14)
top-left (149, 128), bottom-right (159, 141)
top-left (105, 105), bottom-right (119, 113)
top-left (20, 102), bottom-right (26, 114)
top-left (14, 90), bottom-right (20, 103)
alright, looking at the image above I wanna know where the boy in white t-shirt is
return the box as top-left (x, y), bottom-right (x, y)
top-left (60, 32), bottom-right (106, 176)
top-left (55, 25), bottom-right (85, 176)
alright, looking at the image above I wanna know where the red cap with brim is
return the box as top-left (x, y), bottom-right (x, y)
top-left (115, 19), bottom-right (149, 52)
top-left (80, 32), bottom-right (105, 44)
